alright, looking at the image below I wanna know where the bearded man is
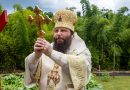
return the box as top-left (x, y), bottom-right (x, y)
top-left (24, 9), bottom-right (92, 90)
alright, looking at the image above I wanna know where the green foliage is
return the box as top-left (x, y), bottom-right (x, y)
top-left (87, 74), bottom-right (103, 90)
top-left (77, 0), bottom-right (130, 70)
top-left (66, 7), bottom-right (76, 11)
top-left (13, 4), bottom-right (23, 11)
top-left (0, 1), bottom-right (130, 70)
top-left (117, 6), bottom-right (129, 14)
top-left (77, 11), bottom-right (81, 17)
top-left (44, 12), bottom-right (53, 18)
top-left (0, 33), bottom-right (16, 69)
top-left (6, 9), bottom-right (32, 69)
top-left (80, 0), bottom-right (91, 17)
top-left (99, 72), bottom-right (110, 82)
top-left (0, 7), bottom-right (54, 69)
top-left (1, 74), bottom-right (103, 90)
top-left (26, 6), bottom-right (33, 11)
top-left (1, 74), bottom-right (38, 90)
top-left (0, 4), bottom-right (3, 14)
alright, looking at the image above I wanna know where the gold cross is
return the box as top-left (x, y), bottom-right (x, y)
top-left (28, 6), bottom-right (52, 38)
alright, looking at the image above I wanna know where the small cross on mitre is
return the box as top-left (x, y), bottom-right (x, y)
top-left (58, 16), bottom-right (62, 22)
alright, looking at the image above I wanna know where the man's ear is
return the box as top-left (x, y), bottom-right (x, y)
top-left (72, 33), bottom-right (74, 38)
top-left (70, 30), bottom-right (74, 35)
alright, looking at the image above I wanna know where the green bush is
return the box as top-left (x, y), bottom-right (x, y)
top-left (1, 73), bottom-right (38, 90)
top-left (1, 73), bottom-right (104, 90)
top-left (99, 72), bottom-right (110, 82)
top-left (87, 74), bottom-right (103, 90)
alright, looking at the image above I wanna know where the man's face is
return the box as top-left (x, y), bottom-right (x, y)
top-left (53, 27), bottom-right (73, 53)
top-left (54, 27), bottom-right (72, 44)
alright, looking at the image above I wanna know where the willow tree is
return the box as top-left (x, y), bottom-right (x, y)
top-left (5, 4), bottom-right (31, 69)
top-left (80, 0), bottom-right (91, 17)
top-left (108, 6), bottom-right (129, 70)
top-left (13, 4), bottom-right (23, 12)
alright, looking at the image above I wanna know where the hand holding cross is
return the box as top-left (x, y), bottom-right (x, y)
top-left (28, 6), bottom-right (52, 83)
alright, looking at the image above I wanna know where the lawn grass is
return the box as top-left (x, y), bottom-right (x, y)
top-left (96, 76), bottom-right (130, 90)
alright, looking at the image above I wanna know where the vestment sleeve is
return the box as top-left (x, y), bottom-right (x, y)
top-left (24, 52), bottom-right (40, 88)
top-left (50, 49), bottom-right (91, 89)
top-left (67, 50), bottom-right (91, 89)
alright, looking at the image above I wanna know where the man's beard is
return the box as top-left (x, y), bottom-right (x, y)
top-left (53, 35), bottom-right (72, 53)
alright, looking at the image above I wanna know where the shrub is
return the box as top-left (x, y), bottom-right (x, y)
top-left (87, 74), bottom-right (103, 90)
top-left (1, 73), bottom-right (104, 90)
top-left (1, 73), bottom-right (38, 90)
top-left (99, 71), bottom-right (110, 82)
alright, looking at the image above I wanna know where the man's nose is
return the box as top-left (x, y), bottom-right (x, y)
top-left (57, 30), bottom-right (62, 35)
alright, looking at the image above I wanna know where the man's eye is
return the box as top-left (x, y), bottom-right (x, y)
top-left (61, 29), bottom-right (66, 32)
top-left (55, 30), bottom-right (58, 32)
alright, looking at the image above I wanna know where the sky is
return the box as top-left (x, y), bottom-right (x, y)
top-left (0, 0), bottom-right (130, 14)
